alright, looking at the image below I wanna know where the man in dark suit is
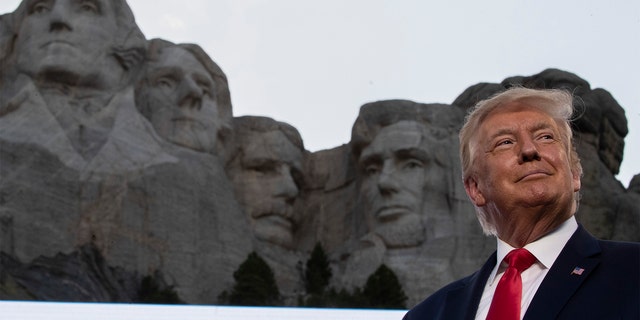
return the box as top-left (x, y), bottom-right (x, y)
top-left (404, 87), bottom-right (639, 320)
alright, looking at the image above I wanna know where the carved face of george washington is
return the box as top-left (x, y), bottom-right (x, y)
top-left (14, 0), bottom-right (123, 86)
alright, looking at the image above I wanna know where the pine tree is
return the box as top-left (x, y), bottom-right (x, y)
top-left (362, 264), bottom-right (407, 309)
top-left (304, 242), bottom-right (332, 295)
top-left (224, 252), bottom-right (280, 306)
top-left (301, 242), bottom-right (333, 307)
top-left (137, 272), bottom-right (183, 304)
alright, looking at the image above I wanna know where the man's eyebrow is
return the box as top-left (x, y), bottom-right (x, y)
top-left (242, 156), bottom-right (278, 167)
top-left (486, 121), bottom-right (554, 141)
top-left (148, 66), bottom-right (182, 77)
top-left (395, 147), bottom-right (428, 161)
top-left (486, 126), bottom-right (515, 141)
top-left (360, 146), bottom-right (430, 164)
top-left (530, 121), bottom-right (555, 133)
top-left (193, 72), bottom-right (213, 85)
top-left (358, 153), bottom-right (382, 166)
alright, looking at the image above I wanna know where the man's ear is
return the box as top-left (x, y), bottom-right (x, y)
top-left (464, 176), bottom-right (486, 207)
top-left (572, 169), bottom-right (581, 193)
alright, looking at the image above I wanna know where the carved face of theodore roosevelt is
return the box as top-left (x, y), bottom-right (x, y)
top-left (229, 126), bottom-right (304, 249)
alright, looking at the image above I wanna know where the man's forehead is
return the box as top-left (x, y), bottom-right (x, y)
top-left (27, 0), bottom-right (114, 12)
top-left (483, 100), bottom-right (549, 120)
top-left (481, 104), bottom-right (557, 132)
top-left (148, 48), bottom-right (212, 81)
top-left (362, 121), bottom-right (427, 156)
top-left (242, 130), bottom-right (302, 166)
top-left (153, 47), bottom-right (203, 70)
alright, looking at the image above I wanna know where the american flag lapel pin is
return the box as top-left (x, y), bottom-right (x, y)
top-left (570, 266), bottom-right (585, 276)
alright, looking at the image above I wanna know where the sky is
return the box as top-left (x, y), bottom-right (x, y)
top-left (0, 0), bottom-right (638, 187)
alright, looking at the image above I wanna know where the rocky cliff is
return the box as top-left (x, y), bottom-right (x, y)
top-left (0, 1), bottom-right (637, 307)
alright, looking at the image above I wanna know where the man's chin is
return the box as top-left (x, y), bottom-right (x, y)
top-left (167, 133), bottom-right (214, 153)
top-left (253, 219), bottom-right (294, 249)
top-left (374, 214), bottom-right (425, 249)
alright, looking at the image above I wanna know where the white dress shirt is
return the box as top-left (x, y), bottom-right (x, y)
top-left (474, 216), bottom-right (578, 320)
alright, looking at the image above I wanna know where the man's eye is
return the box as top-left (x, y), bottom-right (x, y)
top-left (30, 1), bottom-right (51, 14)
top-left (403, 159), bottom-right (423, 169)
top-left (249, 164), bottom-right (277, 175)
top-left (154, 77), bottom-right (176, 90)
top-left (253, 168), bottom-right (270, 174)
top-left (78, 0), bottom-right (100, 13)
top-left (364, 165), bottom-right (380, 176)
top-left (497, 140), bottom-right (513, 146)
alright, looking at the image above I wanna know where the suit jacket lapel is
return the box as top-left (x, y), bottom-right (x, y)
top-left (524, 225), bottom-right (601, 320)
top-left (443, 252), bottom-right (497, 320)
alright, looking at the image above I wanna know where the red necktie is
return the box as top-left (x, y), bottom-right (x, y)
top-left (486, 248), bottom-right (537, 320)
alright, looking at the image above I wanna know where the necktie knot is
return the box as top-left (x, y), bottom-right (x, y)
top-left (504, 248), bottom-right (536, 273)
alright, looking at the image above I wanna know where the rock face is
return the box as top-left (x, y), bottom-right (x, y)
top-left (0, 244), bottom-right (140, 302)
top-left (0, 1), bottom-right (249, 304)
top-left (0, 1), bottom-right (637, 307)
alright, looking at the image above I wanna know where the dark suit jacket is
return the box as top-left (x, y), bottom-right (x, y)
top-left (403, 225), bottom-right (640, 320)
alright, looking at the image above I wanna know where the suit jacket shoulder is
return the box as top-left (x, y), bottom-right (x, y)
top-left (524, 225), bottom-right (640, 319)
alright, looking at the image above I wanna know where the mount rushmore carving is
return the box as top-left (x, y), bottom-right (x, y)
top-left (0, 0), bottom-right (637, 306)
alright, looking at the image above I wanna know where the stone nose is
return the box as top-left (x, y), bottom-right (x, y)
top-left (274, 164), bottom-right (299, 200)
top-left (178, 77), bottom-right (203, 110)
top-left (377, 160), bottom-right (400, 195)
top-left (49, 3), bottom-right (73, 33)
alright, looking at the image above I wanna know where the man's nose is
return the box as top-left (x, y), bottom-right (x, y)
top-left (377, 161), bottom-right (399, 195)
top-left (178, 77), bottom-right (203, 110)
top-left (49, 3), bottom-right (72, 32)
top-left (519, 137), bottom-right (541, 163)
top-left (274, 165), bottom-right (299, 201)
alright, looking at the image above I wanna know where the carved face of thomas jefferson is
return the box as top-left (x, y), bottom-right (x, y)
top-left (138, 46), bottom-right (221, 153)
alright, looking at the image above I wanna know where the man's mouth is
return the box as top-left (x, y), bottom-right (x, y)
top-left (42, 40), bottom-right (75, 48)
top-left (376, 205), bottom-right (411, 222)
top-left (517, 170), bottom-right (551, 182)
top-left (172, 117), bottom-right (205, 128)
top-left (256, 214), bottom-right (293, 230)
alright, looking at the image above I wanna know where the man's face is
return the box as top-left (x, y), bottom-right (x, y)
top-left (465, 104), bottom-right (581, 236)
top-left (14, 0), bottom-right (119, 81)
top-left (230, 130), bottom-right (303, 248)
top-left (141, 46), bottom-right (220, 153)
top-left (358, 121), bottom-right (432, 248)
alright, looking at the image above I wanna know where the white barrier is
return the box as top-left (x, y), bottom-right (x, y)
top-left (1, 301), bottom-right (407, 320)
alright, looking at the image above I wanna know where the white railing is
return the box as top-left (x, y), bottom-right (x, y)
top-left (1, 301), bottom-right (407, 320)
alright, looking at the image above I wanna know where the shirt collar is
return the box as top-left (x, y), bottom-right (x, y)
top-left (487, 216), bottom-right (578, 285)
